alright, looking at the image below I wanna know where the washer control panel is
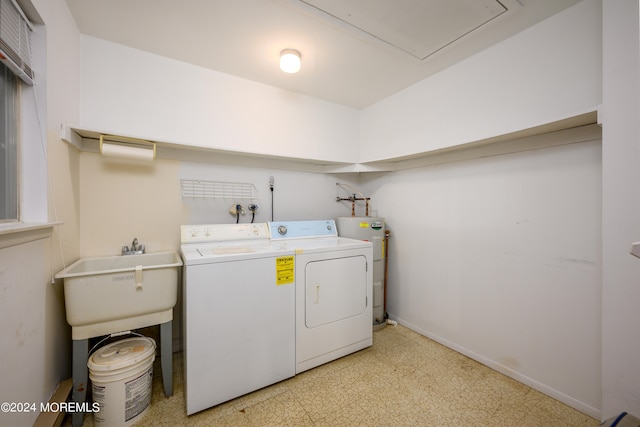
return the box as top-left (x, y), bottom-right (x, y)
top-left (268, 220), bottom-right (338, 240)
top-left (181, 223), bottom-right (270, 243)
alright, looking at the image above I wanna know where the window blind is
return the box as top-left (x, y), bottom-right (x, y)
top-left (0, 0), bottom-right (33, 85)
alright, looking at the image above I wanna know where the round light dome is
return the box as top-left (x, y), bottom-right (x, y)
top-left (280, 49), bottom-right (301, 73)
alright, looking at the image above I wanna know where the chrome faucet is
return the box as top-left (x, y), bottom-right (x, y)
top-left (122, 237), bottom-right (145, 255)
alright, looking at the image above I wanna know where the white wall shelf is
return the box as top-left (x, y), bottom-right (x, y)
top-left (61, 109), bottom-right (599, 175)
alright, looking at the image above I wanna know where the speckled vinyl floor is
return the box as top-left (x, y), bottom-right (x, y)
top-left (67, 324), bottom-right (598, 426)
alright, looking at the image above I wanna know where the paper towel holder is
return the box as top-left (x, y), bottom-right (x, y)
top-left (99, 134), bottom-right (156, 161)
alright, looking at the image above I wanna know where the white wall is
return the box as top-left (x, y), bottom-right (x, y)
top-left (361, 137), bottom-right (602, 416)
top-left (78, 36), bottom-right (360, 164)
top-left (77, 155), bottom-right (352, 257)
top-left (179, 162), bottom-right (358, 224)
top-left (0, 242), bottom-right (48, 427)
top-left (36, 0), bottom-right (83, 409)
top-left (359, 0), bottom-right (602, 162)
top-left (0, 1), bottom-right (82, 426)
top-left (601, 0), bottom-right (640, 420)
top-left (354, 0), bottom-right (605, 416)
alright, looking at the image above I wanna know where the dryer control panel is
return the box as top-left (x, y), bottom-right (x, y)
top-left (268, 220), bottom-right (338, 240)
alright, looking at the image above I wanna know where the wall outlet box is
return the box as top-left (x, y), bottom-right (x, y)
top-left (631, 242), bottom-right (640, 258)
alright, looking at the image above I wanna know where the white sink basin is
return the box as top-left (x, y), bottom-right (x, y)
top-left (55, 251), bottom-right (183, 339)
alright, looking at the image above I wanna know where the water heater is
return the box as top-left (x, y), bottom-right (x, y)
top-left (336, 217), bottom-right (387, 330)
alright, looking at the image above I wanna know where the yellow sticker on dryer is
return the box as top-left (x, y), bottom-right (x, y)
top-left (276, 256), bottom-right (294, 285)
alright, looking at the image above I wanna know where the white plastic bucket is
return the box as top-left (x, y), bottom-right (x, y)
top-left (88, 337), bottom-right (156, 427)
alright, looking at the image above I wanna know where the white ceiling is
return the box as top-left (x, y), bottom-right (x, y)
top-left (65, 0), bottom-right (581, 109)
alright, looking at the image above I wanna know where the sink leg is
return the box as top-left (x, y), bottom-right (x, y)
top-left (71, 339), bottom-right (89, 427)
top-left (160, 321), bottom-right (173, 397)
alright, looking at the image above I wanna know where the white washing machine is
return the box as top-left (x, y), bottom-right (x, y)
top-left (269, 220), bottom-right (373, 373)
top-left (180, 223), bottom-right (295, 415)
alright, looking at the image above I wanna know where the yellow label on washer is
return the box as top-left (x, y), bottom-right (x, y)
top-left (359, 222), bottom-right (369, 228)
top-left (276, 256), bottom-right (294, 285)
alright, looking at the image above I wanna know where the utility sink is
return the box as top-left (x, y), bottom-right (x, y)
top-left (55, 251), bottom-right (183, 340)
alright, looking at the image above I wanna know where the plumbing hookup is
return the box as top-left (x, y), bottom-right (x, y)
top-left (336, 182), bottom-right (371, 217)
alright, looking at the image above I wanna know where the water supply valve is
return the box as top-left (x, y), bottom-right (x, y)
top-left (229, 203), bottom-right (244, 216)
top-left (248, 204), bottom-right (258, 223)
top-left (230, 203), bottom-right (245, 223)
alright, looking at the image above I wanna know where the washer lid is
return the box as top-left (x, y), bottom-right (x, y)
top-left (88, 337), bottom-right (156, 371)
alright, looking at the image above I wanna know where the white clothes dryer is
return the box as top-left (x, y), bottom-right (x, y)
top-left (180, 223), bottom-right (295, 415)
top-left (269, 220), bottom-right (373, 373)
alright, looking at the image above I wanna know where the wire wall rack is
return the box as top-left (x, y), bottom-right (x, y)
top-left (181, 180), bottom-right (260, 200)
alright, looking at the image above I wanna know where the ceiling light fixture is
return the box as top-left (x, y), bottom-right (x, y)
top-left (280, 49), bottom-right (301, 73)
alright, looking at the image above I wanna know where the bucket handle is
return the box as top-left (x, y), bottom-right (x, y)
top-left (89, 330), bottom-right (145, 356)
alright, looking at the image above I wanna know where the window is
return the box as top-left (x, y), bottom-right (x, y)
top-left (0, 61), bottom-right (18, 221)
top-left (0, 0), bottom-right (33, 223)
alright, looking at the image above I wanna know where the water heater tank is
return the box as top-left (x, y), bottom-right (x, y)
top-left (336, 217), bottom-right (386, 330)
